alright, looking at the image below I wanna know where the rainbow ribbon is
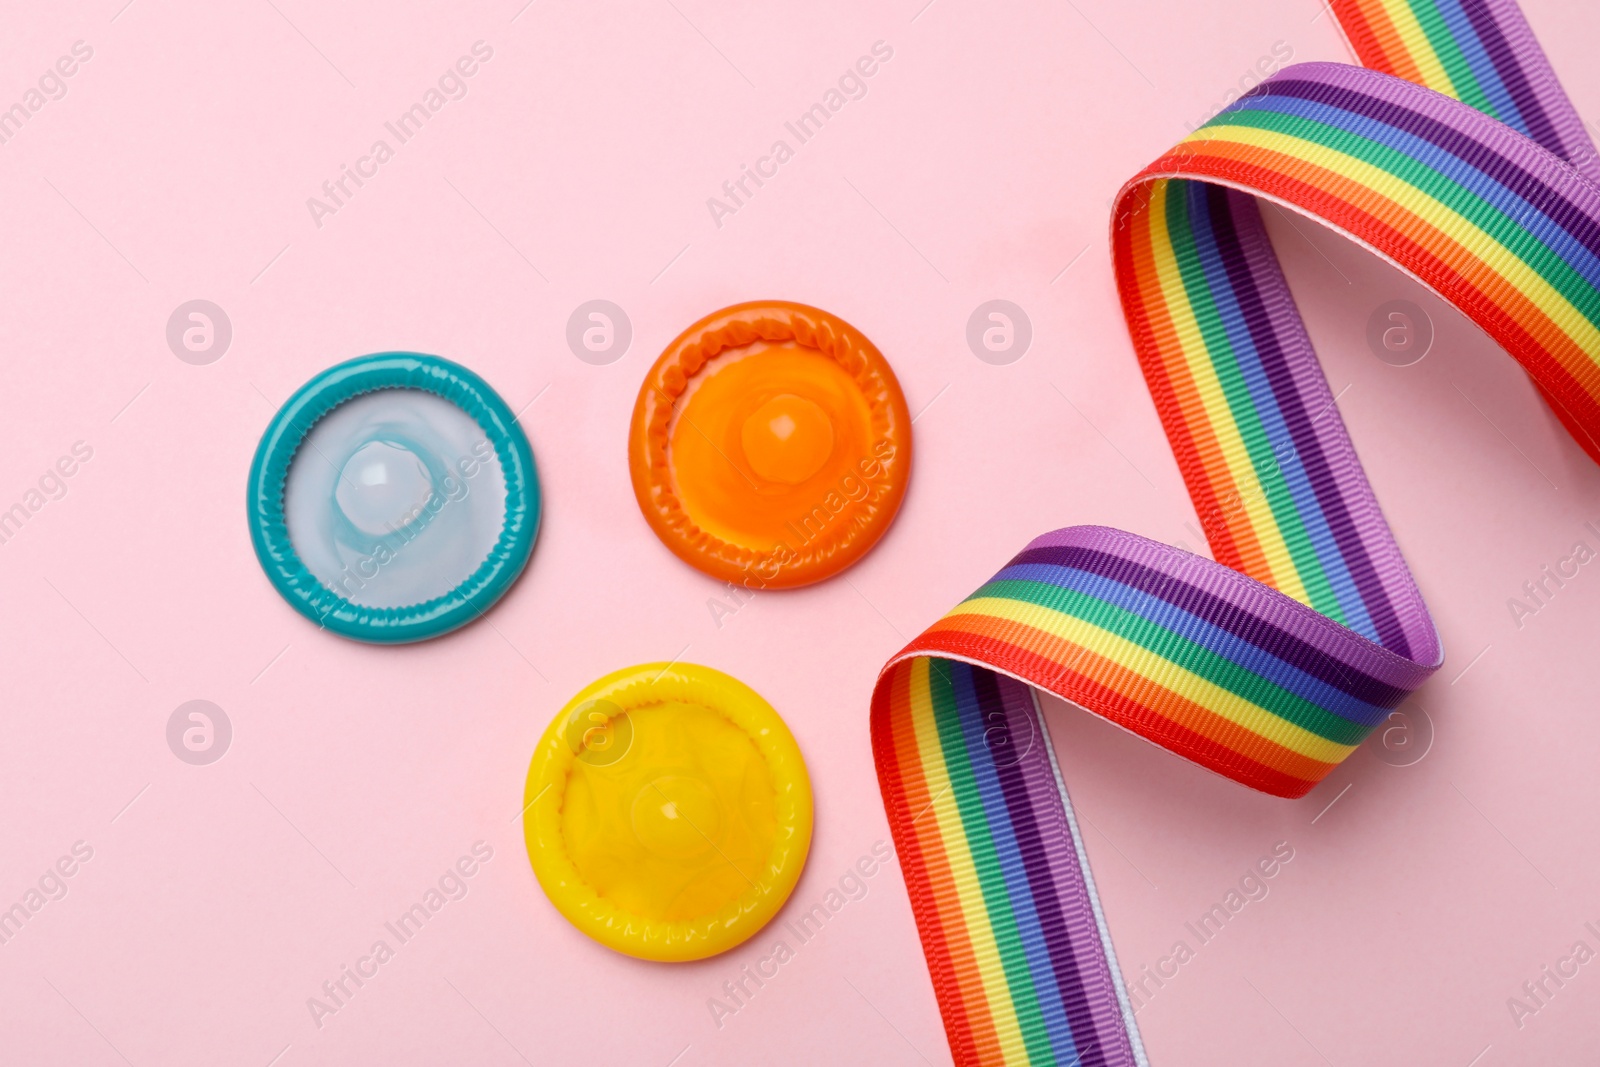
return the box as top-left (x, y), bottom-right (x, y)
top-left (871, 2), bottom-right (1600, 1063)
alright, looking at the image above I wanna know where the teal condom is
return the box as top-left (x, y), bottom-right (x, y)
top-left (247, 353), bottom-right (540, 643)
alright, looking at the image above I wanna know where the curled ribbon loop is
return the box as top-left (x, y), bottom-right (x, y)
top-left (871, 2), bottom-right (1600, 1063)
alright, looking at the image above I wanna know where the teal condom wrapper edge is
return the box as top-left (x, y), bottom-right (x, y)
top-left (247, 352), bottom-right (540, 644)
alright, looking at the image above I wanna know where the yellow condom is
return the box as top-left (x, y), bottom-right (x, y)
top-left (523, 663), bottom-right (812, 961)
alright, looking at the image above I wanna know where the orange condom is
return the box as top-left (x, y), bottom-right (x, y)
top-left (628, 301), bottom-right (912, 588)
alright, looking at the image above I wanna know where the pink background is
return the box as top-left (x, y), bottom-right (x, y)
top-left (3, 0), bottom-right (1599, 1063)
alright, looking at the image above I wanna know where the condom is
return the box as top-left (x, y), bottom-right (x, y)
top-left (629, 301), bottom-right (911, 588)
top-left (523, 662), bottom-right (812, 962)
top-left (247, 353), bottom-right (539, 643)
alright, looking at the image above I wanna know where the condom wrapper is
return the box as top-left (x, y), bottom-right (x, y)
top-left (523, 663), bottom-right (812, 962)
top-left (629, 301), bottom-right (911, 588)
top-left (247, 353), bottom-right (539, 643)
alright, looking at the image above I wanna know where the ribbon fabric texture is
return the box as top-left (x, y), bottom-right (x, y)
top-left (870, 2), bottom-right (1600, 1064)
